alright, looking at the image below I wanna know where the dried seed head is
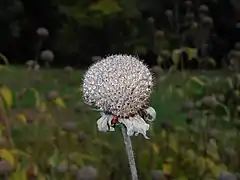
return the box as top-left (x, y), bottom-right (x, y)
top-left (199, 4), bottom-right (209, 12)
top-left (77, 166), bottom-right (97, 180)
top-left (26, 60), bottom-right (35, 66)
top-left (201, 96), bottom-right (219, 107)
top-left (218, 172), bottom-right (237, 180)
top-left (155, 30), bottom-right (164, 38)
top-left (191, 22), bottom-right (198, 29)
top-left (46, 91), bottom-right (58, 101)
top-left (202, 16), bottom-right (213, 26)
top-left (151, 66), bottom-right (163, 75)
top-left (215, 94), bottom-right (225, 102)
top-left (62, 121), bottom-right (77, 132)
top-left (64, 66), bottom-right (73, 73)
top-left (83, 54), bottom-right (153, 117)
top-left (165, 9), bottom-right (173, 17)
top-left (91, 56), bottom-right (102, 62)
top-left (184, 0), bottom-right (192, 7)
top-left (147, 17), bottom-right (155, 23)
top-left (40, 50), bottom-right (54, 62)
top-left (181, 100), bottom-right (195, 112)
top-left (151, 170), bottom-right (165, 180)
top-left (36, 27), bottom-right (49, 38)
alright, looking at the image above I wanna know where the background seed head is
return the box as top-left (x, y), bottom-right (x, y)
top-left (77, 166), bottom-right (97, 180)
top-left (40, 50), bottom-right (54, 62)
top-left (36, 27), bottom-right (49, 38)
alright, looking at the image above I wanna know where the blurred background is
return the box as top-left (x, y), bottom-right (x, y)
top-left (0, 0), bottom-right (240, 68)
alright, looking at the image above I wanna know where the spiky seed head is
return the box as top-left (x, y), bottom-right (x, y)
top-left (83, 54), bottom-right (153, 118)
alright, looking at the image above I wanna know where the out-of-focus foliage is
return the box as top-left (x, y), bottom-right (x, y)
top-left (0, 0), bottom-right (239, 68)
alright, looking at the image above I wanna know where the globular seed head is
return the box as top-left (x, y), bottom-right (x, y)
top-left (76, 166), bottom-right (97, 180)
top-left (82, 54), bottom-right (153, 117)
top-left (36, 27), bottom-right (49, 38)
top-left (40, 50), bottom-right (54, 62)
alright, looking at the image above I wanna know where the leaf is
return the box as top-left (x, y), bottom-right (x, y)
top-left (38, 101), bottom-right (47, 112)
top-left (0, 85), bottom-right (13, 108)
top-left (0, 149), bottom-right (15, 166)
top-left (54, 97), bottom-right (66, 108)
top-left (29, 88), bottom-right (41, 108)
top-left (48, 150), bottom-right (60, 167)
top-left (171, 49), bottom-right (182, 65)
top-left (10, 167), bottom-right (27, 180)
top-left (17, 114), bottom-right (27, 124)
top-left (89, 0), bottom-right (122, 15)
top-left (189, 76), bottom-right (206, 86)
top-left (183, 47), bottom-right (197, 60)
top-left (163, 163), bottom-right (172, 174)
top-left (152, 143), bottom-right (159, 154)
top-left (169, 135), bottom-right (178, 152)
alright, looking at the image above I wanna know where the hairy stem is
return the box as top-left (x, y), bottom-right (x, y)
top-left (121, 125), bottom-right (138, 180)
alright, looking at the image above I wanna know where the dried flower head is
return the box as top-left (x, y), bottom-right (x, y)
top-left (36, 27), bottom-right (49, 38)
top-left (147, 17), bottom-right (155, 23)
top-left (77, 166), bottom-right (97, 180)
top-left (184, 0), bottom-right (192, 7)
top-left (199, 5), bottom-right (209, 12)
top-left (155, 30), bottom-right (164, 38)
top-left (235, 42), bottom-right (240, 50)
top-left (202, 16), bottom-right (213, 26)
top-left (40, 50), bottom-right (54, 62)
top-left (218, 171), bottom-right (237, 180)
top-left (165, 9), bottom-right (173, 17)
top-left (82, 54), bottom-right (156, 138)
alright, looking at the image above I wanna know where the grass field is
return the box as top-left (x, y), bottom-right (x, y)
top-left (0, 67), bottom-right (230, 125)
top-left (0, 66), bottom-right (234, 179)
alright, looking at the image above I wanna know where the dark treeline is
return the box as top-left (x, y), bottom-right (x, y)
top-left (0, 0), bottom-right (240, 68)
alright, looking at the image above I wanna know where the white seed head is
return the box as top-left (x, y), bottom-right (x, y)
top-left (83, 54), bottom-right (153, 117)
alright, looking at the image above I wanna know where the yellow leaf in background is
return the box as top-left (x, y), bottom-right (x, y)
top-left (17, 114), bottom-right (27, 124)
top-left (29, 88), bottom-right (40, 107)
top-left (189, 76), bottom-right (206, 86)
top-left (0, 124), bottom-right (5, 136)
top-left (152, 143), bottom-right (159, 154)
top-left (172, 49), bottom-right (182, 65)
top-left (38, 174), bottom-right (45, 180)
top-left (0, 149), bottom-right (15, 166)
top-left (169, 135), bottom-right (178, 152)
top-left (10, 167), bottom-right (27, 180)
top-left (38, 101), bottom-right (47, 112)
top-left (183, 47), bottom-right (197, 60)
top-left (163, 163), bottom-right (172, 174)
top-left (0, 86), bottom-right (13, 108)
top-left (54, 97), bottom-right (66, 108)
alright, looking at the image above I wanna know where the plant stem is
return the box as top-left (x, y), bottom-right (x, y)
top-left (121, 125), bottom-right (138, 180)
